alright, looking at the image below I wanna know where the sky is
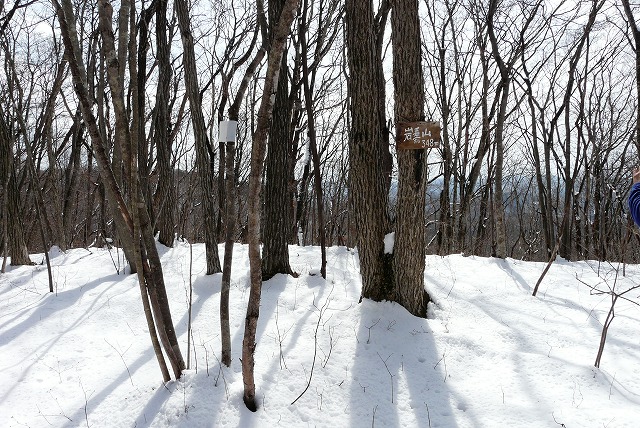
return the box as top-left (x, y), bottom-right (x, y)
top-left (1, 243), bottom-right (639, 427)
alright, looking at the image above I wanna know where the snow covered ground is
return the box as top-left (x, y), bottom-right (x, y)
top-left (1, 243), bottom-right (639, 427)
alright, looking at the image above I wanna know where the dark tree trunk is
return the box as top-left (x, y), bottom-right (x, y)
top-left (390, 0), bottom-right (431, 317)
top-left (262, 0), bottom-right (295, 280)
top-left (153, 0), bottom-right (176, 248)
top-left (0, 107), bottom-right (31, 266)
top-left (345, 0), bottom-right (393, 302)
top-left (175, 0), bottom-right (222, 274)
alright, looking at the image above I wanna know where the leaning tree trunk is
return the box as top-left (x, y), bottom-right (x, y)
top-left (242, 0), bottom-right (300, 411)
top-left (54, 0), bottom-right (185, 380)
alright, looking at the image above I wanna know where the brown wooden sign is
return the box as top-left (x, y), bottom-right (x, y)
top-left (397, 121), bottom-right (441, 150)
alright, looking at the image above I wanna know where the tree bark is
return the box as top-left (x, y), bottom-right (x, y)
top-left (175, 0), bottom-right (222, 274)
top-left (153, 0), bottom-right (176, 247)
top-left (390, 0), bottom-right (429, 317)
top-left (261, 0), bottom-right (295, 280)
top-left (220, 140), bottom-right (235, 366)
top-left (242, 0), bottom-right (300, 411)
top-left (0, 105), bottom-right (31, 266)
top-left (345, 0), bottom-right (393, 303)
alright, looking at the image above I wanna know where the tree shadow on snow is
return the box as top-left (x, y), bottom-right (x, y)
top-left (349, 298), bottom-right (461, 428)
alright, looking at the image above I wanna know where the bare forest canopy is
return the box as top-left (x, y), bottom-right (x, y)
top-left (2, 0), bottom-right (640, 266)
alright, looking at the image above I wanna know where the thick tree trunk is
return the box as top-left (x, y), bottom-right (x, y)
top-left (390, 0), bottom-right (430, 317)
top-left (262, 0), bottom-right (295, 280)
top-left (345, 0), bottom-right (393, 303)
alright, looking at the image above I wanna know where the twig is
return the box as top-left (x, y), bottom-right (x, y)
top-left (371, 405), bottom-right (378, 428)
top-left (609, 373), bottom-right (616, 400)
top-left (187, 243), bottom-right (194, 370)
top-left (552, 412), bottom-right (566, 427)
top-left (212, 352), bottom-right (230, 400)
top-left (366, 318), bottom-right (381, 344)
top-left (425, 402), bottom-right (432, 428)
top-left (291, 287), bottom-right (333, 405)
top-left (105, 339), bottom-right (134, 386)
top-left (79, 380), bottom-right (92, 427)
top-left (377, 352), bottom-right (395, 403)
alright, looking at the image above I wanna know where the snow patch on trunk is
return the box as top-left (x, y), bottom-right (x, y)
top-left (384, 232), bottom-right (395, 254)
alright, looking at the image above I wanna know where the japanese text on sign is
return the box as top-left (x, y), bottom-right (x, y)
top-left (397, 121), bottom-right (441, 150)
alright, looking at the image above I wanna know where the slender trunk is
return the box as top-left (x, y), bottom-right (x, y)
top-left (242, 0), bottom-right (300, 411)
top-left (128, 5), bottom-right (171, 381)
top-left (220, 141), bottom-right (236, 366)
top-left (154, 0), bottom-right (175, 247)
top-left (175, 0), bottom-right (221, 274)
top-left (300, 0), bottom-right (326, 278)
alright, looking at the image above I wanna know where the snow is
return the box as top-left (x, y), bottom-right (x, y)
top-left (384, 232), bottom-right (395, 254)
top-left (1, 244), bottom-right (639, 427)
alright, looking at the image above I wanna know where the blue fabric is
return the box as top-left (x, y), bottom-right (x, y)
top-left (629, 183), bottom-right (640, 227)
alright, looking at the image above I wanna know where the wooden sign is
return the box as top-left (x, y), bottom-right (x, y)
top-left (397, 121), bottom-right (441, 150)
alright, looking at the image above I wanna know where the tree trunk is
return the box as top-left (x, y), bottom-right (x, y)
top-left (390, 0), bottom-right (429, 317)
top-left (345, 0), bottom-right (393, 303)
top-left (54, 0), bottom-right (185, 380)
top-left (175, 0), bottom-right (222, 274)
top-left (220, 141), bottom-right (236, 366)
top-left (153, 0), bottom-right (176, 248)
top-left (262, 0), bottom-right (295, 280)
top-left (242, 0), bottom-right (300, 411)
top-left (300, 0), bottom-right (327, 278)
top-left (622, 0), bottom-right (640, 156)
top-left (0, 106), bottom-right (31, 266)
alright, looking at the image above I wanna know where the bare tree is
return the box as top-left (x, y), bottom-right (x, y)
top-left (390, 0), bottom-right (431, 316)
top-left (176, 0), bottom-right (222, 274)
top-left (53, 0), bottom-right (185, 380)
top-left (242, 0), bottom-right (300, 411)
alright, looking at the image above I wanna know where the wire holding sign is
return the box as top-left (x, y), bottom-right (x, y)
top-left (396, 121), bottom-right (441, 150)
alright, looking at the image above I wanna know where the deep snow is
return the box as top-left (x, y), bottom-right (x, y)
top-left (1, 243), bottom-right (639, 427)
